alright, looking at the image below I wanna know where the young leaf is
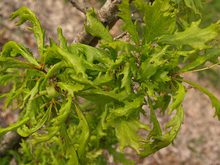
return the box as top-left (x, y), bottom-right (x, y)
top-left (74, 103), bottom-right (90, 159)
top-left (134, 0), bottom-right (176, 43)
top-left (147, 98), bottom-right (162, 139)
top-left (0, 117), bottom-right (29, 136)
top-left (17, 105), bottom-right (51, 137)
top-left (52, 95), bottom-right (72, 125)
top-left (140, 46), bottom-right (167, 79)
top-left (85, 9), bottom-right (112, 42)
top-left (160, 21), bottom-right (220, 50)
top-left (57, 27), bottom-right (68, 50)
top-left (120, 62), bottom-right (132, 93)
top-left (107, 96), bottom-right (144, 120)
top-left (169, 82), bottom-right (186, 113)
top-left (184, 0), bottom-right (203, 15)
top-left (115, 119), bottom-right (149, 153)
top-left (45, 45), bottom-right (87, 77)
top-left (181, 48), bottom-right (220, 72)
top-left (69, 44), bottom-right (113, 66)
top-left (1, 41), bottom-right (40, 66)
top-left (183, 79), bottom-right (220, 119)
top-left (141, 106), bottom-right (184, 157)
top-left (118, 0), bottom-right (139, 44)
top-left (10, 6), bottom-right (45, 57)
top-left (0, 57), bottom-right (32, 71)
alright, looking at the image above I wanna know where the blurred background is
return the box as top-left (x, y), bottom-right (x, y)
top-left (1, 0), bottom-right (220, 164)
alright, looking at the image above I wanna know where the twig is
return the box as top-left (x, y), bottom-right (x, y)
top-left (114, 32), bottom-right (128, 40)
top-left (176, 62), bottom-right (220, 75)
top-left (182, 63), bottom-right (220, 74)
top-left (74, 0), bottom-right (122, 45)
top-left (69, 0), bottom-right (87, 14)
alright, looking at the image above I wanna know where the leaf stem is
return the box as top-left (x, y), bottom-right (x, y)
top-left (181, 62), bottom-right (220, 74)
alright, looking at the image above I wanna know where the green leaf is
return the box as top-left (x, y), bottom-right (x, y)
top-left (140, 46), bottom-right (167, 79)
top-left (141, 106), bottom-right (184, 157)
top-left (85, 9), bottom-right (112, 42)
top-left (74, 104), bottom-right (89, 159)
top-left (31, 128), bottom-right (58, 144)
top-left (52, 95), bottom-right (72, 125)
top-left (10, 6), bottom-right (45, 57)
top-left (147, 98), bottom-right (162, 139)
top-left (183, 79), bottom-right (220, 120)
top-left (120, 62), bottom-right (131, 93)
top-left (46, 61), bottom-right (65, 78)
top-left (80, 88), bottom-right (128, 104)
top-left (134, 0), bottom-right (176, 43)
top-left (103, 40), bottom-right (137, 53)
top-left (181, 48), bottom-right (220, 72)
top-left (115, 119), bottom-right (149, 153)
top-left (160, 21), bottom-right (220, 50)
top-left (57, 27), bottom-right (68, 50)
top-left (67, 148), bottom-right (79, 165)
top-left (169, 82), bottom-right (186, 113)
top-left (21, 78), bottom-right (43, 109)
top-left (1, 41), bottom-right (40, 66)
top-left (32, 96), bottom-right (72, 144)
top-left (107, 97), bottom-right (144, 120)
top-left (109, 149), bottom-right (135, 165)
top-left (118, 0), bottom-right (139, 44)
top-left (69, 44), bottom-right (113, 66)
top-left (0, 57), bottom-right (32, 72)
top-left (57, 82), bottom-right (84, 96)
top-left (1, 4), bottom-right (220, 164)
top-left (17, 105), bottom-right (51, 137)
top-left (0, 117), bottom-right (29, 136)
top-left (0, 74), bottom-right (18, 86)
top-left (45, 45), bottom-right (87, 77)
top-left (184, 0), bottom-right (203, 15)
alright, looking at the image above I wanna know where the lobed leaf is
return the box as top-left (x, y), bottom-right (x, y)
top-left (183, 79), bottom-right (220, 119)
top-left (17, 105), bottom-right (51, 137)
top-left (169, 82), bottom-right (186, 113)
top-left (115, 119), bottom-right (149, 153)
top-left (74, 104), bottom-right (90, 159)
top-left (134, 0), bottom-right (176, 43)
top-left (0, 117), bottom-right (29, 136)
top-left (184, 0), bottom-right (203, 15)
top-left (181, 48), bottom-right (220, 72)
top-left (141, 106), bottom-right (184, 157)
top-left (118, 0), bottom-right (139, 44)
top-left (160, 21), bottom-right (220, 50)
top-left (10, 6), bottom-right (45, 57)
top-left (1, 41), bottom-right (40, 66)
top-left (85, 9), bottom-right (112, 42)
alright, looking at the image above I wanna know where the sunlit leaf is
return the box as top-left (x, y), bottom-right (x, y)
top-left (85, 9), bottom-right (112, 42)
top-left (160, 21), bottom-right (220, 49)
top-left (183, 79), bottom-right (220, 119)
top-left (10, 6), bottom-right (45, 56)
top-left (118, 0), bottom-right (139, 44)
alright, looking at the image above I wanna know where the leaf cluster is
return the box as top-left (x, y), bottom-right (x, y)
top-left (1, 0), bottom-right (220, 164)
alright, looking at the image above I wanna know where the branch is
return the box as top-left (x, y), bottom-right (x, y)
top-left (74, 0), bottom-right (122, 45)
top-left (114, 32), bottom-right (128, 40)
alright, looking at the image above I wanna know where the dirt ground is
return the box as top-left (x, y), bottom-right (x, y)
top-left (1, 0), bottom-right (220, 164)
